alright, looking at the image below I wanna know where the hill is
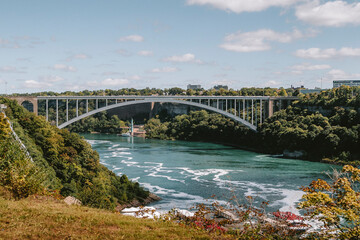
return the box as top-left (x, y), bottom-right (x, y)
top-left (0, 97), bottom-right (150, 209)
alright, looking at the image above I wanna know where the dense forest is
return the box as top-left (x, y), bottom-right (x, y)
top-left (67, 112), bottom-right (127, 134)
top-left (145, 86), bottom-right (360, 165)
top-left (0, 97), bottom-right (149, 209)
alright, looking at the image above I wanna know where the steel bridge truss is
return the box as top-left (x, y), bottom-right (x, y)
top-left (37, 96), bottom-right (298, 131)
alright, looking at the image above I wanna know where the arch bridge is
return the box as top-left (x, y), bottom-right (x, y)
top-left (36, 95), bottom-right (298, 131)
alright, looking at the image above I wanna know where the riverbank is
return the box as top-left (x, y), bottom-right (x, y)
top-left (116, 193), bottom-right (161, 211)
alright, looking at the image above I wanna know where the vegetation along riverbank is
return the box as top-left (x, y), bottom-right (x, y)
top-left (0, 97), bottom-right (154, 209)
top-left (144, 86), bottom-right (360, 165)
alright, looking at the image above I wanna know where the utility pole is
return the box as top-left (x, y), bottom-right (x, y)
top-left (321, 77), bottom-right (323, 89)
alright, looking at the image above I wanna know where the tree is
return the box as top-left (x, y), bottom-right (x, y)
top-left (299, 165), bottom-right (360, 239)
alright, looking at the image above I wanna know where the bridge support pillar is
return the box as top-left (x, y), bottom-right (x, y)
top-left (260, 100), bottom-right (262, 124)
top-left (149, 102), bottom-right (155, 119)
top-left (46, 99), bottom-right (48, 121)
top-left (243, 99), bottom-right (245, 120)
top-left (268, 99), bottom-right (274, 118)
top-left (251, 99), bottom-right (254, 125)
top-left (56, 99), bottom-right (58, 127)
top-left (66, 99), bottom-right (69, 122)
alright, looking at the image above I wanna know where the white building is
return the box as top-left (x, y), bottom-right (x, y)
top-left (187, 84), bottom-right (201, 90)
top-left (333, 80), bottom-right (360, 88)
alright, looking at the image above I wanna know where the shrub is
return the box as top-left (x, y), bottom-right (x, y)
top-left (0, 134), bottom-right (46, 199)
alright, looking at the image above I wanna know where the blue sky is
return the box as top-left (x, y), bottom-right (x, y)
top-left (1, 0), bottom-right (360, 94)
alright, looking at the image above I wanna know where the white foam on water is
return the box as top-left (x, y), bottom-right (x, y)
top-left (113, 147), bottom-right (130, 151)
top-left (117, 151), bottom-right (131, 155)
top-left (141, 162), bottom-right (184, 183)
top-left (141, 182), bottom-right (176, 195)
top-left (273, 189), bottom-right (304, 215)
top-left (86, 140), bottom-right (111, 145)
top-left (121, 159), bottom-right (139, 167)
top-left (111, 152), bottom-right (132, 158)
top-left (100, 161), bottom-right (110, 166)
top-left (140, 182), bottom-right (228, 211)
top-left (178, 167), bottom-right (239, 184)
top-left (147, 172), bottom-right (185, 183)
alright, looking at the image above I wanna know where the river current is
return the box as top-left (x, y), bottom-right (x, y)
top-left (84, 134), bottom-right (338, 214)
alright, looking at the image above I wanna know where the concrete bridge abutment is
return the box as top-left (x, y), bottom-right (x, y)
top-left (8, 96), bottom-right (38, 115)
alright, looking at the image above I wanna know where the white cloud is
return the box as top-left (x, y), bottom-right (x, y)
top-left (116, 49), bottom-right (132, 57)
top-left (151, 67), bottom-right (179, 73)
top-left (220, 29), bottom-right (316, 52)
top-left (73, 53), bottom-right (89, 59)
top-left (138, 50), bottom-right (153, 56)
top-left (102, 78), bottom-right (129, 86)
top-left (291, 63), bottom-right (331, 71)
top-left (129, 75), bottom-right (141, 80)
top-left (326, 69), bottom-right (360, 80)
top-left (0, 66), bottom-right (25, 73)
top-left (39, 75), bottom-right (64, 83)
top-left (163, 53), bottom-right (203, 64)
top-left (52, 64), bottom-right (77, 72)
top-left (66, 53), bottom-right (90, 61)
top-left (118, 35), bottom-right (144, 42)
top-left (102, 71), bottom-right (124, 76)
top-left (24, 80), bottom-right (52, 88)
top-left (266, 80), bottom-right (281, 86)
top-left (296, 0), bottom-right (360, 27)
top-left (295, 47), bottom-right (360, 59)
top-left (211, 79), bottom-right (234, 85)
top-left (186, 0), bottom-right (301, 13)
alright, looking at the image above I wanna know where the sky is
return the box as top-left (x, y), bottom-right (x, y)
top-left (1, 0), bottom-right (360, 94)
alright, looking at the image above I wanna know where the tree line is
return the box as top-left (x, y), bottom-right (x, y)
top-left (6, 86), bottom-right (296, 97)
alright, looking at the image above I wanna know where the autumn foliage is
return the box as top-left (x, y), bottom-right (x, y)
top-left (299, 165), bottom-right (360, 239)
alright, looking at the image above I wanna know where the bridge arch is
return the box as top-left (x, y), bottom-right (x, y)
top-left (9, 97), bottom-right (38, 115)
top-left (21, 100), bottom-right (34, 112)
top-left (58, 99), bottom-right (257, 131)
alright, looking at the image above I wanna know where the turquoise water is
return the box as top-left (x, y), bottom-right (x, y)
top-left (84, 134), bottom-right (338, 213)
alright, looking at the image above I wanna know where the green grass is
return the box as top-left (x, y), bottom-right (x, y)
top-left (0, 194), bottom-right (219, 240)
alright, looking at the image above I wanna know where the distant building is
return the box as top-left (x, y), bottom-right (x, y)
top-left (213, 85), bottom-right (228, 90)
top-left (299, 88), bottom-right (324, 94)
top-left (333, 80), bottom-right (360, 88)
top-left (187, 84), bottom-right (201, 90)
top-left (0, 104), bottom-right (7, 113)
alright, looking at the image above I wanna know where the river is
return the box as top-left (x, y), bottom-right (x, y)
top-left (84, 133), bottom-right (338, 214)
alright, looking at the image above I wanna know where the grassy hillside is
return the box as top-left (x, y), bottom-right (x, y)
top-left (0, 193), bottom-right (212, 240)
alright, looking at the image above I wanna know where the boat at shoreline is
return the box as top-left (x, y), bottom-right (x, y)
top-left (120, 132), bottom-right (131, 137)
